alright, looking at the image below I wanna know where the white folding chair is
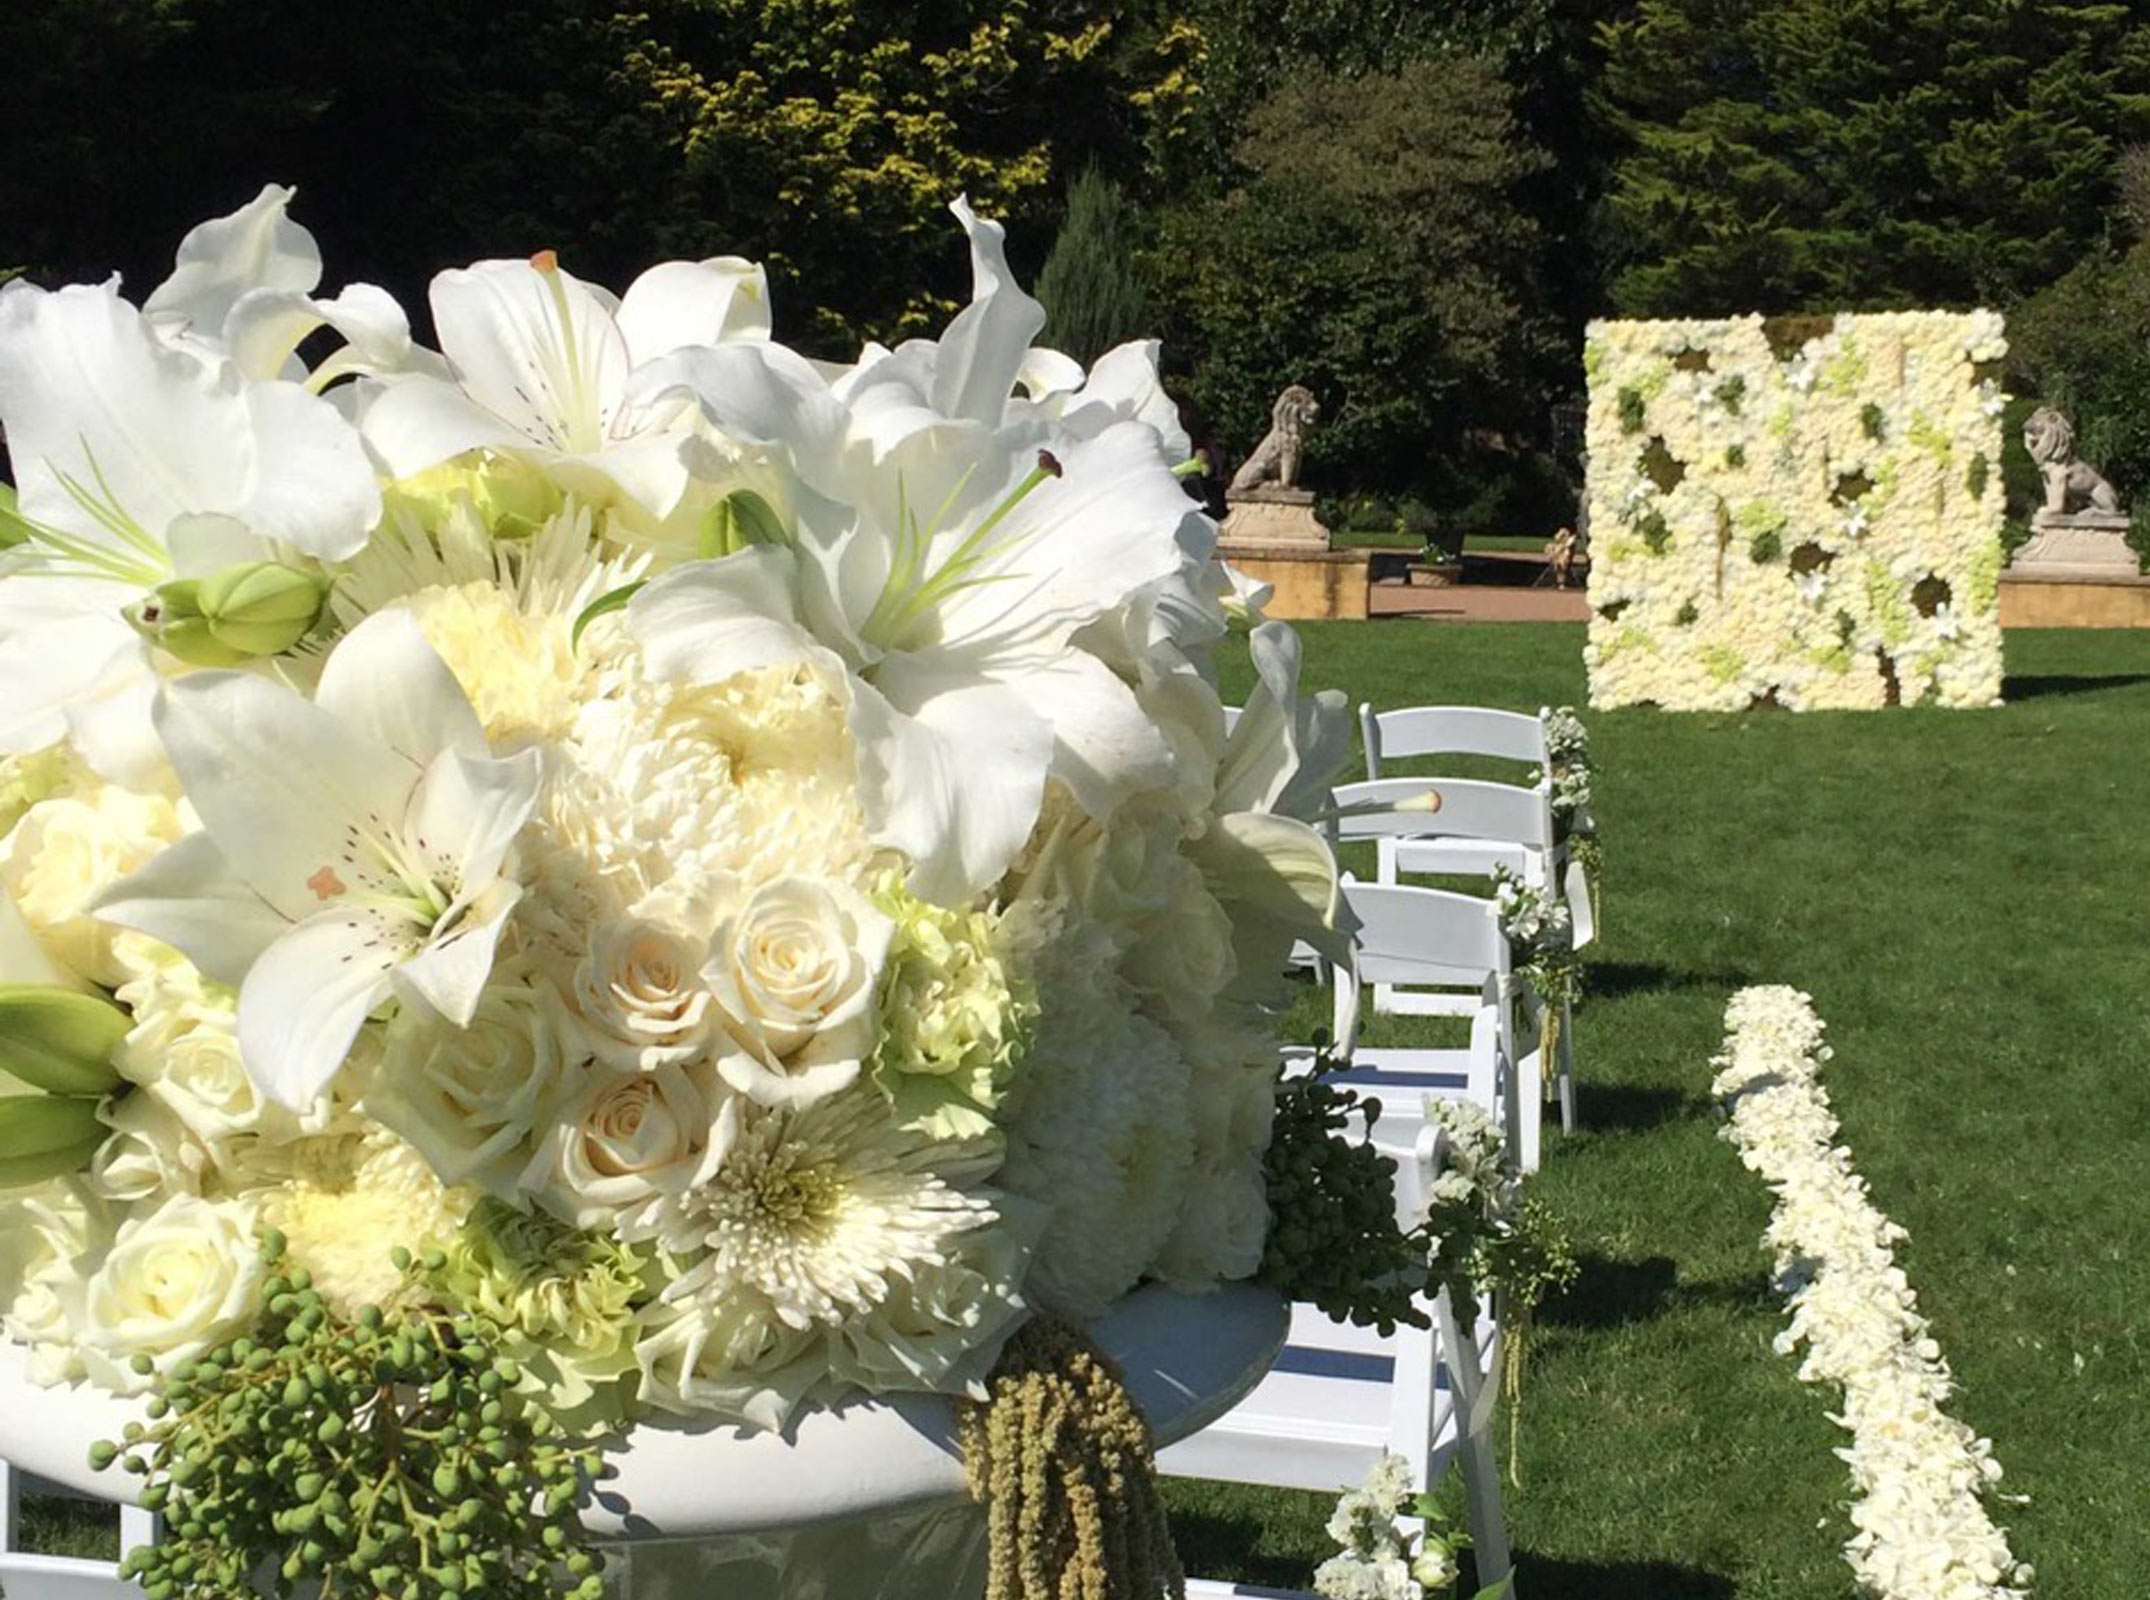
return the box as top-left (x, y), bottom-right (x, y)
top-left (1359, 704), bottom-right (1595, 951)
top-left (1329, 881), bottom-right (1542, 1170)
top-left (1161, 1123), bottom-right (1514, 1598)
top-left (0, 1460), bottom-right (154, 1600)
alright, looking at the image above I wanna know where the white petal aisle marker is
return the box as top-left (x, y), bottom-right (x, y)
top-left (1713, 987), bottom-right (2034, 1600)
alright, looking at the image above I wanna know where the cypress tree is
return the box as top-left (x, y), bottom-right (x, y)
top-left (1036, 168), bottom-right (1151, 365)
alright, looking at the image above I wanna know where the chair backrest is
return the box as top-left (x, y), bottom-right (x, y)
top-left (0, 1460), bottom-right (155, 1600)
top-left (1360, 704), bottom-right (1548, 778)
top-left (1331, 779), bottom-right (1553, 853)
top-left (1341, 881), bottom-right (1510, 992)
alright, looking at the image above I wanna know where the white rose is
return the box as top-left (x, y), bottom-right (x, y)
top-left (90, 1092), bottom-right (211, 1202)
top-left (706, 877), bottom-right (892, 1109)
top-left (525, 1058), bottom-right (731, 1232)
top-left (369, 978), bottom-right (581, 1194)
top-left (1, 785), bottom-right (184, 986)
top-left (1, 1181), bottom-right (105, 1385)
top-left (147, 1015), bottom-right (325, 1151)
top-left (80, 1194), bottom-right (263, 1393)
top-left (573, 917), bottom-right (716, 1068)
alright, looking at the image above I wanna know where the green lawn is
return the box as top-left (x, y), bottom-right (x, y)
top-left (1176, 622), bottom-right (2150, 1598)
top-left (22, 626), bottom-right (2150, 1599)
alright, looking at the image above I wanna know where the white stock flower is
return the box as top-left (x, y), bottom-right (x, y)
top-left (96, 610), bottom-right (542, 1107)
top-left (79, 1193), bottom-right (264, 1393)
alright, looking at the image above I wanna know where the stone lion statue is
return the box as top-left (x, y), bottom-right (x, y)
top-left (2025, 405), bottom-right (2120, 517)
top-left (1228, 385), bottom-right (1320, 495)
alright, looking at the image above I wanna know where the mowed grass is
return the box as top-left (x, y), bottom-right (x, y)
top-left (1170, 622), bottom-right (2150, 1598)
top-left (21, 626), bottom-right (2150, 1596)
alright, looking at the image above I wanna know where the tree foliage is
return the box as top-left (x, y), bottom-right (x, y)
top-left (1148, 54), bottom-right (1558, 526)
top-left (0, 0), bottom-right (1199, 352)
top-left (1595, 0), bottom-right (2150, 315)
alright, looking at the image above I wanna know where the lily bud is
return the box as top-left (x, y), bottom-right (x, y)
top-left (128, 562), bottom-right (327, 666)
top-left (0, 982), bottom-right (130, 1094)
top-left (0, 1092), bottom-right (107, 1189)
top-left (385, 457), bottom-right (562, 540)
top-left (698, 489), bottom-right (790, 559)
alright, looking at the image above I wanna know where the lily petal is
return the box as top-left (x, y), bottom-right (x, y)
top-left (429, 258), bottom-right (630, 454)
top-left (93, 832), bottom-right (287, 985)
top-left (407, 746), bottom-right (544, 897)
top-left (237, 909), bottom-right (397, 1107)
top-left (616, 257), bottom-right (771, 361)
top-left (853, 657), bottom-right (1052, 904)
top-left (151, 670), bottom-right (412, 921)
top-left (931, 197), bottom-right (1047, 427)
top-left (396, 878), bottom-right (523, 1027)
top-left (1008, 652), bottom-right (1176, 823)
top-left (313, 609), bottom-right (486, 763)
top-left (143, 184), bottom-right (322, 344)
top-left (630, 546), bottom-right (822, 686)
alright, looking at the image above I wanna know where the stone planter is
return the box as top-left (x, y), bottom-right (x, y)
top-left (1406, 562), bottom-right (1464, 589)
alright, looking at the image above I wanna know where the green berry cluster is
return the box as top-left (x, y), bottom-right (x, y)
top-left (1258, 1049), bottom-right (1430, 1335)
top-left (92, 1232), bottom-right (606, 1600)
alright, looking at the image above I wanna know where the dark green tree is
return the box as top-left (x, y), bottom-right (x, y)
top-left (1035, 169), bottom-right (1151, 365)
top-left (1148, 54), bottom-right (1559, 528)
top-left (1596, 0), bottom-right (2150, 315)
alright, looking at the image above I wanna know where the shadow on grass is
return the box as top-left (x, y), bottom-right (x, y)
top-left (1539, 1254), bottom-right (1774, 1332)
top-left (2003, 672), bottom-right (2150, 702)
top-left (1511, 1552), bottom-right (1738, 1599)
top-left (1572, 1084), bottom-right (1699, 1135)
top-left (1587, 961), bottom-right (1755, 1001)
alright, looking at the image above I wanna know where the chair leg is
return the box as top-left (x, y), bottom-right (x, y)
top-left (1557, 1003), bottom-right (1577, 1134)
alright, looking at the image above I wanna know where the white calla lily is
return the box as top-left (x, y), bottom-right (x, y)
top-left (94, 611), bottom-right (541, 1107)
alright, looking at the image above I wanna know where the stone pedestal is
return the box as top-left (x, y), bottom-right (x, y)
top-left (1216, 544), bottom-right (1370, 621)
top-left (2009, 511), bottom-right (2137, 580)
top-left (1999, 571), bottom-right (2150, 628)
top-left (1219, 486), bottom-right (1331, 552)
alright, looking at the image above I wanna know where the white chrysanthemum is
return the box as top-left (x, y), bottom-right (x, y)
top-left (264, 1130), bottom-right (475, 1316)
top-left (998, 915), bottom-right (1194, 1317)
top-left (635, 1088), bottom-right (1021, 1429)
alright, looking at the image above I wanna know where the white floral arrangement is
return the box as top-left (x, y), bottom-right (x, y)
top-left (0, 185), bottom-right (1350, 1435)
top-left (1583, 313), bottom-right (2007, 711)
top-left (1713, 987), bottom-right (2032, 1600)
top-left (1313, 1453), bottom-right (1470, 1600)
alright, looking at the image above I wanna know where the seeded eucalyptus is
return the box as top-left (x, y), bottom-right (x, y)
top-left (94, 1232), bottom-right (605, 1600)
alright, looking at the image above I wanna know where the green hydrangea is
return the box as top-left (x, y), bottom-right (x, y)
top-left (0, 743), bottom-right (88, 836)
top-left (432, 1200), bottom-right (652, 1432)
top-left (868, 878), bottom-right (1037, 1141)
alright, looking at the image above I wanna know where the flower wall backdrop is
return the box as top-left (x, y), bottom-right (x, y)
top-left (1583, 312), bottom-right (2007, 711)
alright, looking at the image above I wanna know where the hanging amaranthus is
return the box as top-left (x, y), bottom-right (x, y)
top-left (958, 1316), bottom-right (1185, 1600)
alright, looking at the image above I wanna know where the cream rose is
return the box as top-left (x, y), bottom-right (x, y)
top-left (90, 1093), bottom-right (212, 1202)
top-left (573, 917), bottom-right (716, 1069)
top-left (2, 784), bottom-right (184, 986)
top-left (80, 1194), bottom-right (263, 1393)
top-left (369, 978), bottom-right (581, 1195)
top-left (525, 1058), bottom-right (731, 1232)
top-left (705, 877), bottom-right (892, 1109)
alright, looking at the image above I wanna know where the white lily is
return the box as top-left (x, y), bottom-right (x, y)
top-left (357, 249), bottom-right (771, 527)
top-left (95, 611), bottom-right (541, 1107)
top-left (0, 261), bottom-right (381, 780)
top-left (142, 183), bottom-right (427, 388)
top-left (633, 415), bottom-right (1205, 904)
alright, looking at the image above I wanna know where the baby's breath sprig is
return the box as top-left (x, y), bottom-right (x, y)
top-left (92, 1231), bottom-right (606, 1600)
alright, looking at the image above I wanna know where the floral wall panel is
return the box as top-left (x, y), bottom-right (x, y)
top-left (1583, 313), bottom-right (2007, 711)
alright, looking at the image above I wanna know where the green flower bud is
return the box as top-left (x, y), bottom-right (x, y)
top-left (127, 562), bottom-right (328, 666)
top-left (697, 488), bottom-right (790, 559)
top-left (0, 982), bottom-right (129, 1094)
top-left (0, 1091), bottom-right (107, 1187)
